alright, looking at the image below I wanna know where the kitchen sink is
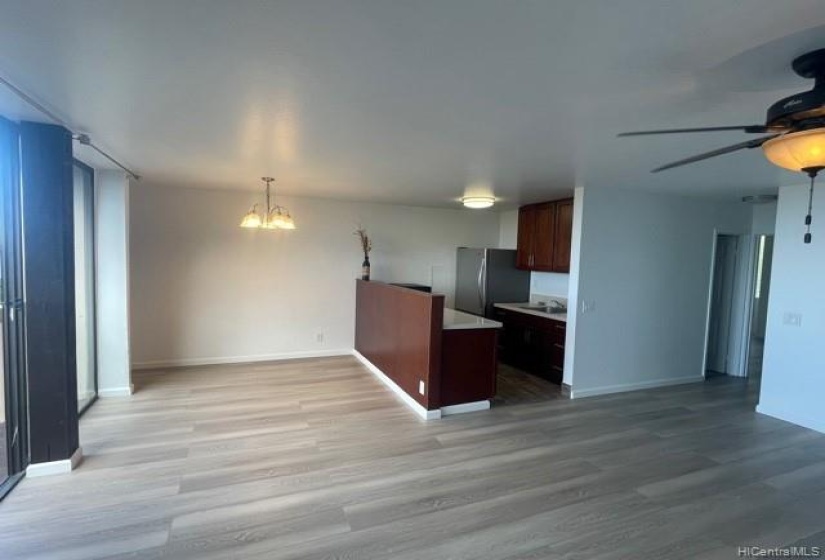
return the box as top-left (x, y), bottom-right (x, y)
top-left (516, 303), bottom-right (567, 314)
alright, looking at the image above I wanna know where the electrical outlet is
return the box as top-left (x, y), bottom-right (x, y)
top-left (783, 312), bottom-right (803, 327)
top-left (419, 381), bottom-right (425, 395)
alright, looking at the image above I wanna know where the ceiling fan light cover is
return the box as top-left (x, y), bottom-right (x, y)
top-left (461, 196), bottom-right (495, 209)
top-left (762, 129), bottom-right (825, 172)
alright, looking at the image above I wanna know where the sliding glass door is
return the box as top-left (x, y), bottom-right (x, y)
top-left (0, 117), bottom-right (28, 498)
top-left (73, 162), bottom-right (97, 415)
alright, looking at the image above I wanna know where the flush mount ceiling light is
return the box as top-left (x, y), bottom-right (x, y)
top-left (240, 177), bottom-right (296, 230)
top-left (461, 196), bottom-right (495, 209)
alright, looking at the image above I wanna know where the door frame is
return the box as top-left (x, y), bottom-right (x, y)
top-left (0, 117), bottom-right (29, 499)
top-left (73, 159), bottom-right (99, 417)
top-left (730, 235), bottom-right (759, 378)
top-left (702, 230), bottom-right (760, 379)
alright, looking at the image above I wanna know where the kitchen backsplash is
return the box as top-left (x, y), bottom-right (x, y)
top-left (530, 272), bottom-right (569, 298)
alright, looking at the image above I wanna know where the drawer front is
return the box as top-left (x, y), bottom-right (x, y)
top-left (550, 321), bottom-right (566, 345)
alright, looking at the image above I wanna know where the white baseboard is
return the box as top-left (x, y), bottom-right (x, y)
top-left (132, 349), bottom-right (352, 371)
top-left (27, 447), bottom-right (83, 477)
top-left (441, 400), bottom-right (490, 416)
top-left (570, 375), bottom-right (703, 399)
top-left (756, 404), bottom-right (825, 434)
top-left (98, 384), bottom-right (135, 397)
top-left (352, 350), bottom-right (441, 420)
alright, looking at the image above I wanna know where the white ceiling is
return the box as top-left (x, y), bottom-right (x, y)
top-left (1, 1), bottom-right (824, 208)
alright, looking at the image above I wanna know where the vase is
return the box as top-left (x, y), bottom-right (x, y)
top-left (361, 255), bottom-right (371, 281)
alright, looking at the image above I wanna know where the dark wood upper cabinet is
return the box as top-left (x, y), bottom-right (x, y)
top-left (516, 205), bottom-right (535, 269)
top-left (531, 203), bottom-right (556, 271)
top-left (552, 199), bottom-right (574, 273)
top-left (516, 197), bottom-right (573, 273)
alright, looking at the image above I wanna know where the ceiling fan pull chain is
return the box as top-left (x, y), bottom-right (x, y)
top-left (805, 172), bottom-right (816, 244)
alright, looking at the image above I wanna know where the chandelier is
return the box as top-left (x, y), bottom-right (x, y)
top-left (239, 177), bottom-right (296, 230)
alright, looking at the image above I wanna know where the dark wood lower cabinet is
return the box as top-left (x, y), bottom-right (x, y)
top-left (496, 308), bottom-right (565, 384)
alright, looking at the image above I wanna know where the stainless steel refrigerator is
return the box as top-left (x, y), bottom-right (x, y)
top-left (455, 248), bottom-right (530, 318)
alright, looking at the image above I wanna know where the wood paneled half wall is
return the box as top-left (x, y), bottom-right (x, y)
top-left (354, 280), bottom-right (443, 410)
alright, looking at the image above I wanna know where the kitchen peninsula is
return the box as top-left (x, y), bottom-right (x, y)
top-left (354, 280), bottom-right (501, 419)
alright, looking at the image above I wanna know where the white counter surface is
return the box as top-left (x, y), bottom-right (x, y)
top-left (494, 302), bottom-right (568, 323)
top-left (443, 308), bottom-right (502, 330)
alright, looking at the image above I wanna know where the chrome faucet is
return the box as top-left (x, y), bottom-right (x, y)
top-left (547, 299), bottom-right (566, 312)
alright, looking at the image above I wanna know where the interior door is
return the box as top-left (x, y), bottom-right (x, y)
top-left (0, 117), bottom-right (27, 496)
top-left (455, 248), bottom-right (485, 316)
top-left (73, 162), bottom-right (97, 415)
top-left (707, 235), bottom-right (738, 375)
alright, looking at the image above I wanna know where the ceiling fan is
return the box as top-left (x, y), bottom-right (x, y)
top-left (619, 48), bottom-right (825, 243)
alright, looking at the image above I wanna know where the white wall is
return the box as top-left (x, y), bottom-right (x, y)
top-left (562, 187), bottom-right (585, 387)
top-left (498, 209), bottom-right (518, 249)
top-left (751, 201), bottom-right (778, 235)
top-left (130, 184), bottom-right (500, 368)
top-left (757, 184), bottom-right (825, 433)
top-left (96, 171), bottom-right (132, 394)
top-left (568, 187), bottom-right (750, 397)
top-left (531, 273), bottom-right (569, 298)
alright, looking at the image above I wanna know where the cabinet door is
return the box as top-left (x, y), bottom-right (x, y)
top-left (548, 322), bottom-right (566, 384)
top-left (531, 203), bottom-right (556, 271)
top-left (553, 199), bottom-right (574, 273)
top-left (516, 205), bottom-right (535, 269)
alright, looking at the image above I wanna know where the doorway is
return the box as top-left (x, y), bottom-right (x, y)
top-left (704, 233), bottom-right (775, 381)
top-left (744, 235), bottom-right (774, 379)
top-left (73, 161), bottom-right (98, 415)
top-left (706, 235), bottom-right (739, 377)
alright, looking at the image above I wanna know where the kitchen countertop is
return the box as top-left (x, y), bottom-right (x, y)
top-left (494, 302), bottom-right (568, 323)
top-left (443, 308), bottom-right (503, 330)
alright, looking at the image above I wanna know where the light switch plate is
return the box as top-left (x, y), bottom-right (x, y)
top-left (783, 312), bottom-right (803, 327)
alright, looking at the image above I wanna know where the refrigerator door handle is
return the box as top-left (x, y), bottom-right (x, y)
top-left (477, 256), bottom-right (487, 312)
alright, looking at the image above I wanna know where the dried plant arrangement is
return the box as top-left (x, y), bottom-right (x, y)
top-left (355, 227), bottom-right (372, 256)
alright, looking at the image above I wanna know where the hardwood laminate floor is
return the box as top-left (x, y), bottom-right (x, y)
top-left (0, 356), bottom-right (823, 559)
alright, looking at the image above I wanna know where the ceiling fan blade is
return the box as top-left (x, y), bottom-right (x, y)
top-left (651, 134), bottom-right (781, 173)
top-left (618, 125), bottom-right (774, 137)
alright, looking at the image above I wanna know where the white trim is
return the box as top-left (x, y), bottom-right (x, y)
top-left (131, 349), bottom-right (352, 370)
top-left (729, 234), bottom-right (757, 378)
top-left (731, 235), bottom-right (750, 377)
top-left (26, 447), bottom-right (83, 477)
top-left (756, 404), bottom-right (825, 434)
top-left (701, 228), bottom-right (720, 379)
top-left (352, 350), bottom-right (441, 420)
top-left (98, 384), bottom-right (134, 397)
top-left (570, 376), bottom-right (703, 399)
top-left (440, 400), bottom-right (490, 416)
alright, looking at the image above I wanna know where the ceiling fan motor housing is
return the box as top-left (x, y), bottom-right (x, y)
top-left (766, 49), bottom-right (825, 129)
